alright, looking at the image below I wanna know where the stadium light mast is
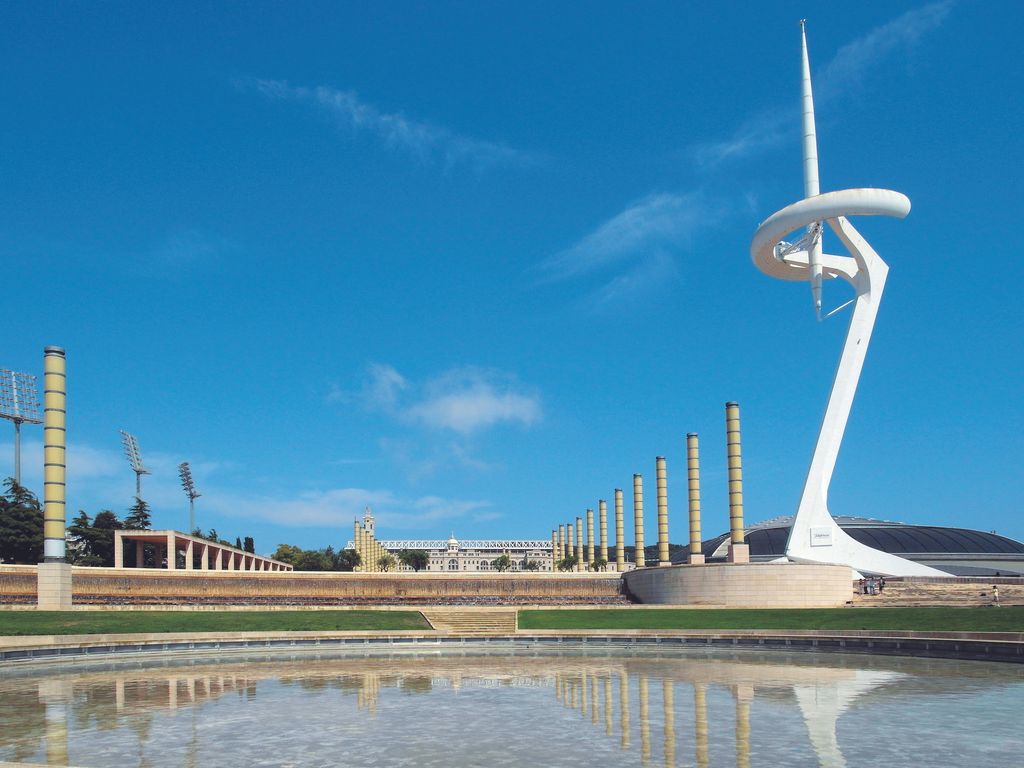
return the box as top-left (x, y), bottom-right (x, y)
top-left (178, 461), bottom-right (200, 534)
top-left (0, 369), bottom-right (43, 485)
top-left (119, 429), bottom-right (150, 499)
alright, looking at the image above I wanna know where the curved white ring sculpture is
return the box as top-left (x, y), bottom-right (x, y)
top-left (749, 23), bottom-right (944, 578)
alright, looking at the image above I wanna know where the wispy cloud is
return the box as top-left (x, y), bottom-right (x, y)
top-left (539, 192), bottom-right (722, 304)
top-left (206, 486), bottom-right (490, 531)
top-left (344, 364), bottom-right (541, 436)
top-left (693, 1), bottom-right (954, 167)
top-left (252, 79), bottom-right (533, 170)
top-left (542, 192), bottom-right (715, 282)
top-left (406, 367), bottom-right (541, 434)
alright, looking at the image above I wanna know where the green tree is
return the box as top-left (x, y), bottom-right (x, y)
top-left (90, 510), bottom-right (122, 567)
top-left (398, 549), bottom-right (430, 571)
top-left (556, 556), bottom-right (579, 572)
top-left (337, 549), bottom-right (361, 571)
top-left (523, 560), bottom-right (542, 571)
top-left (243, 536), bottom-right (255, 553)
top-left (0, 479), bottom-right (44, 564)
top-left (295, 549), bottom-right (333, 571)
top-left (491, 554), bottom-right (512, 572)
top-left (67, 511), bottom-right (96, 565)
top-left (235, 537), bottom-right (242, 550)
top-left (124, 498), bottom-right (151, 530)
top-left (272, 544), bottom-right (304, 566)
top-left (377, 553), bottom-right (397, 572)
top-left (590, 557), bottom-right (608, 572)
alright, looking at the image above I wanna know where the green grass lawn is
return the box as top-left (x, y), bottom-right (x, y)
top-left (0, 610), bottom-right (431, 636)
top-left (518, 607), bottom-right (1024, 633)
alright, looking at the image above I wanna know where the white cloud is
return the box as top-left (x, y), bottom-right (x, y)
top-left (540, 192), bottom-right (722, 304)
top-left (253, 79), bottom-right (532, 170)
top-left (406, 368), bottom-right (541, 434)
top-left (693, 1), bottom-right (954, 167)
top-left (345, 364), bottom-right (542, 436)
top-left (205, 486), bottom-right (490, 531)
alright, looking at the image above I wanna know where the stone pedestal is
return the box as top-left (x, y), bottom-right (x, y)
top-left (37, 562), bottom-right (72, 610)
top-left (727, 543), bottom-right (750, 564)
top-left (688, 553), bottom-right (706, 565)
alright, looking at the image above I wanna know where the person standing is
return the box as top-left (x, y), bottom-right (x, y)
top-left (993, 585), bottom-right (1000, 607)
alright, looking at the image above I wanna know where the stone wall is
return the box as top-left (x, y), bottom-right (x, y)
top-left (0, 566), bottom-right (626, 606)
top-left (623, 562), bottom-right (853, 608)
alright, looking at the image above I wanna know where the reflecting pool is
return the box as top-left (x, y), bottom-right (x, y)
top-left (1, 646), bottom-right (1022, 767)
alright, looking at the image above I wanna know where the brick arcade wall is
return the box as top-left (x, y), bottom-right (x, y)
top-left (0, 566), bottom-right (627, 607)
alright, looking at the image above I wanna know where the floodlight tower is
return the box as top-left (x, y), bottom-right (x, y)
top-left (0, 369), bottom-right (43, 484)
top-left (749, 22), bottom-right (943, 577)
top-left (119, 430), bottom-right (151, 499)
top-left (178, 462), bottom-right (201, 534)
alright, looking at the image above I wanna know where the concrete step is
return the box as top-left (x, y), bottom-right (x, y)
top-left (421, 608), bottom-right (518, 635)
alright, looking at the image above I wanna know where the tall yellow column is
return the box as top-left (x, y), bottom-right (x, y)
top-left (42, 347), bottom-right (67, 562)
top-left (585, 508), bottom-right (594, 568)
top-left (558, 524), bottom-right (566, 563)
top-left (633, 474), bottom-right (645, 568)
top-left (656, 456), bottom-right (670, 566)
top-left (694, 683), bottom-right (709, 768)
top-left (38, 347), bottom-right (72, 610)
top-left (687, 433), bottom-right (705, 564)
top-left (356, 520), bottom-right (364, 573)
top-left (598, 499), bottom-right (608, 567)
top-left (551, 530), bottom-right (557, 570)
top-left (725, 402), bottom-right (749, 563)
top-left (567, 523), bottom-right (574, 562)
top-left (575, 517), bottom-right (583, 572)
top-left (615, 489), bottom-right (625, 571)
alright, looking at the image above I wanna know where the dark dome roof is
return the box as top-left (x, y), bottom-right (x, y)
top-left (671, 517), bottom-right (1024, 563)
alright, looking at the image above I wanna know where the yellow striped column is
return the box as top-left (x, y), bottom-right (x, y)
top-left (633, 474), bottom-right (645, 568)
top-left (354, 520), bottom-right (362, 571)
top-left (558, 524), bottom-right (566, 563)
top-left (551, 530), bottom-right (557, 570)
top-left (567, 523), bottom-right (574, 562)
top-left (614, 489), bottom-right (625, 571)
top-left (598, 499), bottom-right (608, 567)
top-left (585, 508), bottom-right (594, 568)
top-left (725, 402), bottom-right (749, 563)
top-left (42, 347), bottom-right (67, 562)
top-left (575, 517), bottom-right (583, 572)
top-left (656, 456), bottom-right (670, 566)
top-left (687, 433), bottom-right (705, 564)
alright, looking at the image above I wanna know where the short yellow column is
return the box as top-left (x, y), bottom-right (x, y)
top-left (656, 456), bottom-right (670, 566)
top-left (633, 474), bottom-right (645, 568)
top-left (615, 489), bottom-right (625, 571)
top-left (575, 517), bottom-right (583, 572)
top-left (585, 508), bottom-right (594, 568)
top-left (725, 402), bottom-right (749, 563)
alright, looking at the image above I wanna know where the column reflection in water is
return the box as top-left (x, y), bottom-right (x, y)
top-left (591, 672), bottom-right (599, 724)
top-left (663, 679), bottom-right (675, 768)
top-left (639, 675), bottom-right (650, 764)
top-left (620, 670), bottom-right (631, 749)
top-left (581, 672), bottom-right (588, 716)
top-left (604, 675), bottom-right (613, 736)
top-left (734, 685), bottom-right (752, 768)
top-left (694, 683), bottom-right (709, 768)
top-left (38, 679), bottom-right (69, 767)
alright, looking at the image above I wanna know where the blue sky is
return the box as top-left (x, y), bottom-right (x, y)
top-left (2, 1), bottom-right (1021, 554)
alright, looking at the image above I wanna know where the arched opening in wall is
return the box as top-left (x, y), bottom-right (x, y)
top-left (448, 559), bottom-right (458, 571)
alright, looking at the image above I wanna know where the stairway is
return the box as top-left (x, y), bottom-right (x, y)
top-left (421, 608), bottom-right (518, 635)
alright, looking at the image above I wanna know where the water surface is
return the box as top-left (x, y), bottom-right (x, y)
top-left (1, 646), bottom-right (1020, 767)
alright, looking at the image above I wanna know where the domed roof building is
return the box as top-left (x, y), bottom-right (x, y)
top-left (672, 517), bottom-right (1024, 576)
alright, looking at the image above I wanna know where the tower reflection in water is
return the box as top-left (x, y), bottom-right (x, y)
top-left (1, 650), bottom-right (1022, 767)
